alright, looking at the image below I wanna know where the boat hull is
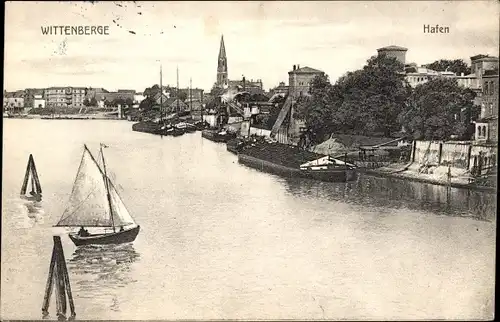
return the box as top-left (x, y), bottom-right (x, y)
top-left (202, 129), bottom-right (236, 143)
top-left (69, 225), bottom-right (140, 246)
top-left (238, 154), bottom-right (357, 182)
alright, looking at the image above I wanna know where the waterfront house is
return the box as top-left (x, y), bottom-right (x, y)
top-left (3, 91), bottom-right (25, 111)
top-left (24, 88), bottom-right (45, 108)
top-left (269, 65), bottom-right (325, 145)
top-left (475, 69), bottom-right (499, 143)
top-left (33, 94), bottom-right (46, 108)
top-left (85, 87), bottom-right (109, 101)
top-left (168, 98), bottom-right (188, 113)
top-left (45, 87), bottom-right (87, 108)
top-left (185, 99), bottom-right (203, 112)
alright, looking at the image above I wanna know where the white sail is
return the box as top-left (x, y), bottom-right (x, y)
top-left (55, 148), bottom-right (113, 227)
top-left (108, 179), bottom-right (136, 227)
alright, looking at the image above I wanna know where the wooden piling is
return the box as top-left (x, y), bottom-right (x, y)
top-left (344, 153), bottom-right (348, 183)
top-left (42, 236), bottom-right (76, 320)
top-left (20, 154), bottom-right (42, 196)
top-left (41, 243), bottom-right (57, 317)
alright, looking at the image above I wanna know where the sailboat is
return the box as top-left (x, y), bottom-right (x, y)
top-left (54, 144), bottom-right (140, 246)
top-left (20, 154), bottom-right (42, 201)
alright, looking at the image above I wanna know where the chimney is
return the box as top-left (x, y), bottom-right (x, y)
top-left (293, 65), bottom-right (296, 71)
top-left (297, 64), bottom-right (300, 69)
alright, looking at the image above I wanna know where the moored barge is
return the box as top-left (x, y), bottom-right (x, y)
top-left (202, 129), bottom-right (237, 143)
top-left (238, 141), bottom-right (357, 182)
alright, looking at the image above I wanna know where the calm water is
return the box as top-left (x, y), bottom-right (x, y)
top-left (1, 119), bottom-right (496, 320)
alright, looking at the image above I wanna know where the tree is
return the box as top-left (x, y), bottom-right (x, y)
top-left (125, 97), bottom-right (134, 106)
top-left (294, 74), bottom-right (335, 142)
top-left (424, 59), bottom-right (470, 75)
top-left (139, 96), bottom-right (154, 110)
top-left (143, 84), bottom-right (161, 98)
top-left (90, 97), bottom-right (97, 106)
top-left (399, 77), bottom-right (477, 140)
top-left (83, 98), bottom-right (91, 107)
top-left (210, 85), bottom-right (224, 97)
top-left (178, 91), bottom-right (188, 101)
top-left (294, 54), bottom-right (409, 142)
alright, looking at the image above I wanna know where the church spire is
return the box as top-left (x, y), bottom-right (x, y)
top-left (217, 34), bottom-right (228, 88)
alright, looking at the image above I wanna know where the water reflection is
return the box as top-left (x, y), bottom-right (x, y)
top-left (284, 174), bottom-right (497, 222)
top-left (7, 197), bottom-right (46, 228)
top-left (67, 244), bottom-right (140, 311)
top-left (24, 199), bottom-right (44, 219)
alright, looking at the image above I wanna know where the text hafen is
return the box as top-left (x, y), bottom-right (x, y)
top-left (423, 24), bottom-right (450, 34)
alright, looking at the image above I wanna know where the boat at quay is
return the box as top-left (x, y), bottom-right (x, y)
top-left (201, 128), bottom-right (237, 143)
top-left (238, 140), bottom-right (357, 182)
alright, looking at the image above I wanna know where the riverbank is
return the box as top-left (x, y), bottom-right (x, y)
top-left (229, 137), bottom-right (496, 192)
top-left (5, 113), bottom-right (120, 120)
top-left (361, 162), bottom-right (496, 193)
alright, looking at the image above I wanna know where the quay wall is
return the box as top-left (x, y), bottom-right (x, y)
top-left (411, 140), bottom-right (497, 172)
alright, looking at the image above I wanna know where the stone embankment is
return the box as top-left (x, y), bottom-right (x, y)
top-left (361, 162), bottom-right (496, 193)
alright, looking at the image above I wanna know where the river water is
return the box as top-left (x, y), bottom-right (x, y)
top-left (1, 119), bottom-right (496, 320)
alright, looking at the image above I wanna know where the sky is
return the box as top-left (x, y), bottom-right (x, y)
top-left (4, 1), bottom-right (499, 92)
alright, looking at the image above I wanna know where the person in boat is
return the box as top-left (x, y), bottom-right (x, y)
top-left (78, 227), bottom-right (90, 237)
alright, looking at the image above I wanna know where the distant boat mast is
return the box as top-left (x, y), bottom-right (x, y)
top-left (176, 66), bottom-right (180, 113)
top-left (190, 78), bottom-right (193, 112)
top-left (160, 64), bottom-right (163, 123)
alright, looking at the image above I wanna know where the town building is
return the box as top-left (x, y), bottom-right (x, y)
top-left (213, 35), bottom-right (264, 95)
top-left (377, 45), bottom-right (408, 67)
top-left (185, 98), bottom-right (203, 112)
top-left (33, 94), bottom-right (46, 108)
top-left (97, 91), bottom-right (135, 107)
top-left (45, 87), bottom-right (87, 108)
top-left (179, 88), bottom-right (204, 101)
top-left (470, 55), bottom-right (499, 76)
top-left (269, 82), bottom-right (289, 97)
top-left (85, 87), bottom-right (109, 100)
top-left (24, 88), bottom-right (45, 108)
top-left (3, 91), bottom-right (25, 110)
top-left (288, 65), bottom-right (325, 98)
top-left (168, 98), bottom-right (188, 113)
top-left (404, 67), bottom-right (481, 90)
top-left (228, 79), bottom-right (263, 91)
top-left (475, 69), bottom-right (499, 143)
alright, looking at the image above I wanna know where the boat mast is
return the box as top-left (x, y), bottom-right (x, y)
top-left (176, 66), bottom-right (180, 113)
top-left (160, 64), bottom-right (163, 123)
top-left (100, 144), bottom-right (116, 233)
top-left (190, 78), bottom-right (193, 112)
top-left (200, 90), bottom-right (204, 123)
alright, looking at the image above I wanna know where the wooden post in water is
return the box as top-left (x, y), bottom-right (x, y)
top-left (21, 154), bottom-right (42, 196)
top-left (344, 153), bottom-right (348, 183)
top-left (42, 236), bottom-right (76, 321)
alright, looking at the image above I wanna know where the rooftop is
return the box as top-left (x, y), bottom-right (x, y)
top-left (377, 45), bottom-right (408, 51)
top-left (471, 54), bottom-right (498, 61)
top-left (289, 66), bottom-right (324, 74)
